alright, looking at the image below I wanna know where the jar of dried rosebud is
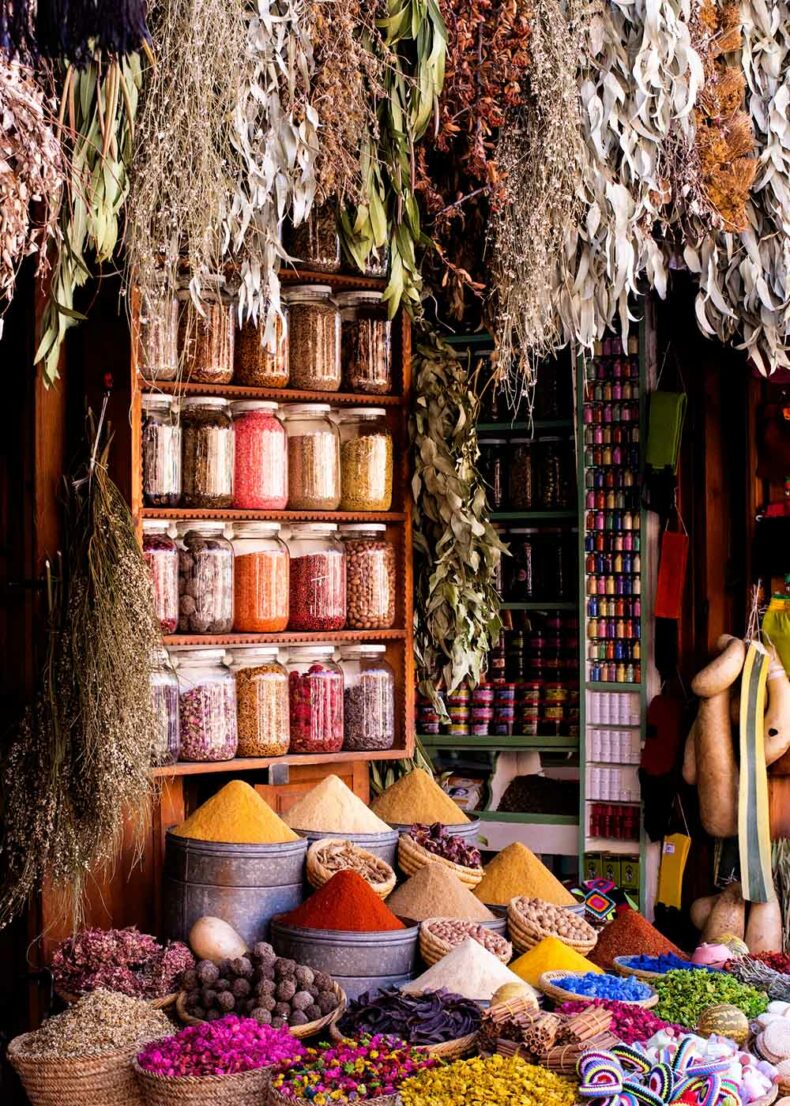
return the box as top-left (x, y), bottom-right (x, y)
top-left (336, 290), bottom-right (393, 394)
top-left (177, 521), bottom-right (234, 634)
top-left (232, 521), bottom-right (289, 633)
top-left (228, 646), bottom-right (290, 757)
top-left (287, 645), bottom-right (343, 754)
top-left (142, 520), bottom-right (179, 634)
top-left (232, 400), bottom-right (288, 510)
top-left (337, 408), bottom-right (393, 511)
top-left (285, 286), bottom-right (341, 391)
top-left (287, 522), bottom-right (346, 631)
top-left (283, 403), bottom-right (340, 510)
top-left (178, 276), bottom-right (234, 384)
top-left (340, 644), bottom-right (395, 752)
top-left (176, 648), bottom-right (238, 761)
top-left (234, 307), bottom-right (290, 388)
top-left (137, 280), bottom-right (179, 381)
top-left (181, 397), bottom-right (234, 508)
top-left (339, 523), bottom-right (396, 629)
top-left (141, 394), bottom-right (181, 507)
top-left (151, 648), bottom-right (180, 765)
top-left (284, 203), bottom-right (341, 273)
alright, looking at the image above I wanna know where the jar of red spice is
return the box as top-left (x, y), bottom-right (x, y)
top-left (178, 277), bottom-right (235, 384)
top-left (228, 646), bottom-right (289, 757)
top-left (232, 400), bottom-right (288, 510)
top-left (283, 404), bottom-right (340, 510)
top-left (339, 523), bottom-right (396, 629)
top-left (287, 645), bottom-right (344, 754)
top-left (232, 522), bottom-right (289, 633)
top-left (287, 523), bottom-right (346, 631)
top-left (142, 521), bottom-right (179, 634)
top-left (234, 309), bottom-right (289, 388)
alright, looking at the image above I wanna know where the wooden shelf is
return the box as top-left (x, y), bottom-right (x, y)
top-left (279, 268), bottom-right (386, 290)
top-left (152, 747), bottom-right (408, 778)
top-left (490, 510), bottom-right (577, 522)
top-left (142, 508), bottom-right (405, 523)
top-left (139, 379), bottom-right (404, 407)
top-left (164, 629), bottom-right (407, 647)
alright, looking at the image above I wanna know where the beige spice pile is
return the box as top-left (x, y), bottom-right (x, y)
top-left (285, 775), bottom-right (392, 834)
top-left (386, 863), bottom-right (495, 922)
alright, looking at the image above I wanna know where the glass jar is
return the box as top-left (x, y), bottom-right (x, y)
top-left (232, 401), bottom-right (288, 510)
top-left (177, 522), bottom-right (234, 634)
top-left (480, 439), bottom-right (507, 510)
top-left (181, 397), bottom-right (234, 508)
top-left (234, 309), bottom-right (290, 388)
top-left (176, 648), bottom-right (238, 761)
top-left (143, 521), bottom-right (179, 634)
top-left (339, 524), bottom-right (396, 629)
top-left (232, 522), bottom-right (289, 633)
top-left (141, 394), bottom-right (181, 507)
top-left (178, 278), bottom-right (234, 384)
top-left (509, 528), bottom-right (538, 601)
top-left (283, 403), bottom-right (340, 510)
top-left (542, 528), bottom-right (572, 600)
top-left (336, 291), bottom-right (393, 395)
top-left (285, 286), bottom-right (341, 391)
top-left (284, 204), bottom-right (341, 272)
top-left (509, 438), bottom-right (535, 511)
top-left (137, 284), bottom-right (179, 381)
top-left (340, 644), bottom-right (395, 752)
top-left (338, 408), bottom-right (393, 511)
top-left (229, 647), bottom-right (290, 757)
top-left (287, 645), bottom-right (344, 754)
top-left (538, 437), bottom-right (569, 509)
top-left (151, 648), bottom-right (180, 765)
top-left (287, 523), bottom-right (346, 631)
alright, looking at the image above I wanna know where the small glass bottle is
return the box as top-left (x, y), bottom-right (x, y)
top-left (480, 439), bottom-right (507, 510)
top-left (287, 645), bottom-right (344, 754)
top-left (142, 520), bottom-right (179, 634)
top-left (151, 648), bottom-right (180, 765)
top-left (287, 523), bottom-right (346, 631)
top-left (176, 648), bottom-right (238, 761)
top-left (177, 521), bottom-right (234, 634)
top-left (228, 646), bottom-right (290, 757)
top-left (141, 394), bottom-right (181, 507)
top-left (181, 397), bottom-right (234, 508)
top-left (178, 277), bottom-right (235, 384)
top-left (339, 523), bottom-right (396, 629)
top-left (232, 522), bottom-right (289, 633)
top-left (337, 408), bottom-right (393, 511)
top-left (336, 291), bottom-right (393, 394)
top-left (509, 438), bottom-right (535, 510)
top-left (283, 403), bottom-right (340, 510)
top-left (285, 286), bottom-right (341, 391)
top-left (340, 644), bottom-right (395, 752)
top-left (232, 400), bottom-right (288, 510)
top-left (234, 309), bottom-right (290, 388)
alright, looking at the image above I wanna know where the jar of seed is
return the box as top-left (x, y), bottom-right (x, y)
top-left (232, 400), bottom-right (288, 510)
top-left (228, 646), bottom-right (290, 757)
top-left (178, 276), bottom-right (234, 384)
top-left (284, 204), bottom-right (341, 273)
top-left (339, 523), bottom-right (396, 629)
top-left (287, 645), bottom-right (344, 754)
top-left (177, 521), bottom-right (234, 634)
top-left (176, 648), bottom-right (238, 761)
top-left (538, 436), bottom-right (570, 509)
top-left (287, 523), bottom-right (346, 631)
top-left (338, 408), bottom-right (393, 511)
top-left (234, 309), bottom-right (290, 388)
top-left (143, 520), bottom-right (179, 634)
top-left (181, 397), bottom-right (234, 508)
top-left (141, 394), bottom-right (181, 507)
top-left (285, 286), bottom-right (341, 391)
top-left (340, 644), bottom-right (395, 752)
top-left (232, 521), bottom-right (289, 633)
top-left (283, 403), bottom-right (340, 510)
top-left (151, 648), bottom-right (180, 765)
top-left (509, 438), bottom-right (535, 511)
top-left (137, 280), bottom-right (179, 381)
top-left (336, 291), bottom-right (393, 394)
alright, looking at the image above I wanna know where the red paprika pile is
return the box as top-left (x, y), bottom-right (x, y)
top-left (590, 908), bottom-right (687, 970)
top-left (278, 870), bottom-right (405, 932)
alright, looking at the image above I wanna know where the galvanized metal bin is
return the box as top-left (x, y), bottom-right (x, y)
top-left (291, 827), bottom-right (399, 867)
top-left (387, 819), bottom-right (481, 844)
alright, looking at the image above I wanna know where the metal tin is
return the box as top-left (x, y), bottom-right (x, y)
top-left (386, 819), bottom-right (481, 844)
top-left (290, 828), bottom-right (398, 867)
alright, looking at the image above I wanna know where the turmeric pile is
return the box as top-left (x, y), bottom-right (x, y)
top-left (370, 768), bottom-right (470, 825)
top-left (474, 843), bottom-right (576, 907)
top-left (510, 938), bottom-right (602, 988)
top-left (171, 780), bottom-right (299, 844)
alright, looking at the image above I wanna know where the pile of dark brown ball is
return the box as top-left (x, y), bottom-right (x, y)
top-left (181, 942), bottom-right (339, 1028)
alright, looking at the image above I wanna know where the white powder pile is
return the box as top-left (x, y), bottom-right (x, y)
top-left (284, 775), bottom-right (392, 834)
top-left (401, 937), bottom-right (538, 1002)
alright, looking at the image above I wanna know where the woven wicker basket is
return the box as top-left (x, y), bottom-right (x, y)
top-left (268, 1086), bottom-right (400, 1106)
top-left (612, 956), bottom-right (666, 982)
top-left (538, 970), bottom-right (659, 1008)
top-left (55, 988), bottom-right (177, 1010)
top-left (8, 1035), bottom-right (145, 1106)
top-left (176, 982), bottom-right (346, 1039)
top-left (507, 901), bottom-right (597, 956)
top-left (306, 839), bottom-right (396, 900)
top-left (133, 1060), bottom-right (270, 1106)
top-left (397, 834), bottom-right (483, 888)
top-left (328, 1021), bottom-right (477, 1061)
top-left (419, 918), bottom-right (512, 967)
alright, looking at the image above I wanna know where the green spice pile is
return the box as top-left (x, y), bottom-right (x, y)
top-left (400, 1052), bottom-right (577, 1106)
top-left (655, 969), bottom-right (769, 1028)
top-left (14, 989), bottom-right (174, 1059)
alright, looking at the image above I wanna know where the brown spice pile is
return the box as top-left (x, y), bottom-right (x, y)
top-left (386, 863), bottom-right (494, 922)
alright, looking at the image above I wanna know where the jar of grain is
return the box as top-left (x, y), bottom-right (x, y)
top-left (338, 408), bottom-right (393, 511)
top-left (232, 400), bottom-right (288, 510)
top-left (336, 291), bottom-right (393, 394)
top-left (177, 521), bottom-right (234, 634)
top-left (287, 523), bottom-right (346, 631)
top-left (509, 438), bottom-right (535, 511)
top-left (137, 282), bottom-right (179, 381)
top-left (339, 523), bottom-right (396, 629)
top-left (283, 403), bottom-right (340, 509)
top-left (141, 394), bottom-right (181, 507)
top-left (181, 397), bottom-right (234, 508)
top-left (340, 644), bottom-right (395, 752)
top-left (143, 520), bottom-right (179, 634)
top-left (287, 645), bottom-right (343, 754)
top-left (538, 436), bottom-right (570, 509)
top-left (178, 277), bottom-right (234, 384)
top-left (234, 309), bottom-right (289, 387)
top-left (176, 648), bottom-right (238, 761)
top-left (151, 648), bottom-right (180, 765)
top-left (232, 522), bottom-right (289, 633)
top-left (228, 646), bottom-right (290, 757)
top-left (284, 204), bottom-right (341, 273)
top-left (285, 286), bottom-right (341, 391)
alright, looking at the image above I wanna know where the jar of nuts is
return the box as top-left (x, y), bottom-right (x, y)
top-left (228, 646), bottom-right (290, 757)
top-left (339, 644), bottom-right (395, 752)
top-left (232, 521), bottom-right (289, 633)
top-left (283, 403), bottom-right (340, 510)
top-left (175, 648), bottom-right (238, 761)
top-left (234, 308), bottom-right (289, 388)
top-left (287, 645), bottom-right (344, 754)
top-left (339, 524), bottom-right (396, 629)
top-left (284, 285), bottom-right (341, 391)
top-left (178, 276), bottom-right (235, 384)
top-left (231, 400), bottom-right (288, 510)
top-left (287, 523), bottom-right (346, 631)
top-left (337, 408), bottom-right (393, 512)
top-left (181, 397), bottom-right (234, 508)
top-left (177, 521), bottom-right (234, 634)
top-left (141, 394), bottom-right (181, 507)
top-left (142, 520), bottom-right (179, 635)
top-left (335, 290), bottom-right (393, 394)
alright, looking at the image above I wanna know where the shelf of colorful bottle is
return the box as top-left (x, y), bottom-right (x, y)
top-left (151, 747), bottom-right (408, 778)
top-left (418, 734), bottom-right (579, 751)
top-left (584, 681), bottom-right (642, 692)
top-left (501, 601), bottom-right (577, 611)
top-left (477, 419), bottom-right (574, 434)
top-left (138, 379), bottom-right (406, 408)
top-left (490, 510), bottom-right (577, 522)
top-left (141, 507), bottom-right (406, 523)
top-left (164, 629), bottom-right (407, 647)
top-left (477, 810), bottom-right (580, 826)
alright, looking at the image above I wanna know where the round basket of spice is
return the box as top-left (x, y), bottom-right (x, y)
top-left (331, 986), bottom-right (482, 1060)
top-left (539, 970), bottom-right (659, 1008)
top-left (419, 918), bottom-right (513, 967)
top-left (398, 823), bottom-right (483, 888)
top-left (613, 954), bottom-right (699, 982)
top-left (507, 897), bottom-right (597, 955)
top-left (306, 838), bottom-right (396, 900)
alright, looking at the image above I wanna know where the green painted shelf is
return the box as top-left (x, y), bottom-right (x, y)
top-left (476, 810), bottom-right (579, 826)
top-left (502, 601), bottom-right (576, 611)
top-left (490, 510), bottom-right (577, 522)
top-left (418, 734), bottom-right (579, 751)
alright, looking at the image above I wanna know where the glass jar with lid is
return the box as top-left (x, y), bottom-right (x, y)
top-left (340, 644), bottom-right (395, 752)
top-left (232, 401), bottom-right (288, 510)
top-left (285, 286), bottom-right (341, 391)
top-left (336, 291), bottom-right (393, 394)
top-left (234, 309), bottom-right (290, 388)
top-left (177, 521), bottom-right (234, 634)
top-left (480, 439), bottom-right (507, 511)
top-left (142, 394), bottom-right (181, 507)
top-left (143, 520), bottom-right (179, 634)
top-left (228, 646), bottom-right (289, 757)
top-left (338, 408), bottom-right (393, 511)
top-left (176, 648), bottom-right (238, 761)
top-left (509, 438), bottom-right (535, 511)
top-left (178, 277), bottom-right (235, 384)
top-left (232, 522), bottom-right (289, 633)
top-left (508, 528), bottom-right (538, 601)
top-left (137, 281), bottom-right (179, 381)
top-left (181, 397), bottom-right (234, 508)
top-left (287, 645), bottom-right (343, 754)
top-left (151, 648), bottom-right (180, 765)
top-left (284, 204), bottom-right (341, 273)
top-left (339, 524), bottom-right (396, 629)
top-left (283, 403), bottom-right (340, 510)
top-left (287, 523), bottom-right (346, 631)
top-left (537, 437), bottom-right (570, 509)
